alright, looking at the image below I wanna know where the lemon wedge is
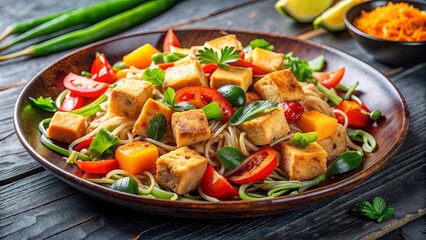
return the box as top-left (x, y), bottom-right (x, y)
top-left (275, 0), bottom-right (333, 23)
top-left (313, 0), bottom-right (362, 32)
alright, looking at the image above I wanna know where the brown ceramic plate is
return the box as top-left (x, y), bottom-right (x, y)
top-left (14, 29), bottom-right (409, 218)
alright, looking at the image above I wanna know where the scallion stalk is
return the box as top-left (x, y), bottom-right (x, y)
top-left (316, 82), bottom-right (342, 106)
top-left (202, 101), bottom-right (222, 121)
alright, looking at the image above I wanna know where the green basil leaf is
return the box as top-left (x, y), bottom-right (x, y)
top-left (290, 132), bottom-right (318, 148)
top-left (110, 177), bottom-right (138, 195)
top-left (327, 151), bottom-right (362, 176)
top-left (218, 147), bottom-right (245, 170)
top-left (163, 87), bottom-right (176, 107)
top-left (143, 68), bottom-right (165, 86)
top-left (29, 96), bottom-right (58, 112)
top-left (230, 100), bottom-right (278, 126)
top-left (173, 102), bottom-right (196, 112)
top-left (88, 128), bottom-right (119, 160)
top-left (147, 113), bottom-right (167, 141)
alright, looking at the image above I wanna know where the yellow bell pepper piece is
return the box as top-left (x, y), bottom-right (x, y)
top-left (123, 43), bottom-right (160, 69)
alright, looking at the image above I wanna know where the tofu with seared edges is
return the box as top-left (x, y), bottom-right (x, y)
top-left (132, 98), bottom-right (174, 138)
top-left (254, 70), bottom-right (304, 102)
top-left (171, 109), bottom-right (211, 147)
top-left (109, 79), bottom-right (153, 119)
top-left (204, 34), bottom-right (243, 51)
top-left (237, 107), bottom-right (290, 146)
top-left (279, 141), bottom-right (328, 181)
top-left (246, 47), bottom-right (284, 73)
top-left (163, 61), bottom-right (207, 92)
top-left (245, 91), bottom-right (262, 106)
top-left (318, 124), bottom-right (348, 161)
top-left (155, 146), bottom-right (208, 195)
top-left (210, 66), bottom-right (253, 91)
top-left (47, 111), bottom-right (86, 143)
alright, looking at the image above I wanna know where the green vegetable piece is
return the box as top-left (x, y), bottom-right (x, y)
top-left (110, 177), bottom-right (139, 195)
top-left (290, 132), bottom-right (318, 148)
top-left (316, 81), bottom-right (343, 106)
top-left (152, 52), bottom-right (165, 64)
top-left (352, 196), bottom-right (394, 222)
top-left (163, 53), bottom-right (181, 63)
top-left (202, 101), bottom-right (223, 121)
top-left (230, 100), bottom-right (278, 126)
top-left (147, 114), bottom-right (167, 141)
top-left (308, 55), bottom-right (325, 72)
top-left (327, 151), bottom-right (362, 176)
top-left (343, 81), bottom-right (359, 100)
top-left (370, 110), bottom-right (382, 121)
top-left (283, 52), bottom-right (314, 82)
top-left (197, 46), bottom-right (241, 68)
top-left (173, 102), bottom-right (196, 112)
top-left (112, 61), bottom-right (127, 72)
top-left (347, 128), bottom-right (377, 153)
top-left (163, 87), bottom-right (176, 107)
top-left (80, 71), bottom-right (92, 78)
top-left (88, 128), bottom-right (119, 160)
top-left (143, 68), bottom-right (165, 86)
top-left (246, 38), bottom-right (274, 52)
top-left (217, 85), bottom-right (246, 107)
top-left (218, 147), bottom-right (245, 170)
top-left (29, 96), bottom-right (58, 112)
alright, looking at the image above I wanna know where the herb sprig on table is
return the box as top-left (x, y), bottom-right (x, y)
top-left (352, 196), bottom-right (394, 222)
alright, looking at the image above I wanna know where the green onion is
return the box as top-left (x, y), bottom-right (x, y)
top-left (343, 81), bottom-right (359, 100)
top-left (112, 61), bottom-right (126, 72)
top-left (38, 118), bottom-right (51, 135)
top-left (71, 93), bottom-right (107, 115)
top-left (149, 187), bottom-right (178, 200)
top-left (202, 101), bottom-right (223, 121)
top-left (40, 134), bottom-right (90, 160)
top-left (316, 81), bottom-right (342, 106)
top-left (347, 128), bottom-right (377, 153)
top-left (55, 89), bottom-right (68, 108)
top-left (80, 71), bottom-right (92, 78)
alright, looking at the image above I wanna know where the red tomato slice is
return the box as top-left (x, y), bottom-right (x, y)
top-left (58, 91), bottom-right (86, 112)
top-left (163, 29), bottom-right (181, 52)
top-left (335, 100), bottom-right (370, 127)
top-left (201, 166), bottom-right (238, 200)
top-left (74, 138), bottom-right (94, 152)
top-left (228, 148), bottom-right (278, 185)
top-left (76, 159), bottom-right (119, 174)
top-left (229, 60), bottom-right (267, 76)
top-left (313, 67), bottom-right (345, 88)
top-left (157, 62), bottom-right (175, 70)
top-left (175, 86), bottom-right (235, 121)
top-left (63, 73), bottom-right (109, 98)
top-left (90, 53), bottom-right (117, 84)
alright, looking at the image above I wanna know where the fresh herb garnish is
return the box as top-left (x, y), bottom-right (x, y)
top-left (290, 132), bottom-right (318, 148)
top-left (147, 113), bottom-right (167, 141)
top-left (173, 102), bottom-right (196, 112)
top-left (110, 176), bottom-right (139, 195)
top-left (29, 96), bottom-right (58, 112)
top-left (327, 151), bottom-right (362, 176)
top-left (218, 147), bottom-right (244, 170)
top-left (197, 46), bottom-right (241, 68)
top-left (244, 38), bottom-right (274, 52)
top-left (88, 128), bottom-right (119, 160)
top-left (352, 196), bottom-right (394, 222)
top-left (230, 100), bottom-right (278, 126)
top-left (158, 87), bottom-right (196, 112)
top-left (162, 87), bottom-right (176, 107)
top-left (143, 68), bottom-right (165, 86)
top-left (284, 52), bottom-right (314, 82)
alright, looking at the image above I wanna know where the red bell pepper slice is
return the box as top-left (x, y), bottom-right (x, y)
top-left (74, 138), bottom-right (94, 152)
top-left (201, 166), bottom-right (238, 200)
top-left (76, 159), bottom-right (119, 174)
top-left (229, 60), bottom-right (267, 76)
top-left (313, 67), bottom-right (345, 88)
top-left (157, 62), bottom-right (175, 70)
top-left (163, 29), bottom-right (181, 52)
top-left (335, 100), bottom-right (370, 127)
top-left (90, 53), bottom-right (117, 84)
top-left (202, 63), bottom-right (218, 74)
top-left (58, 91), bottom-right (86, 112)
top-left (63, 73), bottom-right (109, 98)
top-left (175, 86), bottom-right (235, 121)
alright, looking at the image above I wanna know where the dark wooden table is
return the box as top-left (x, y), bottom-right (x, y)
top-left (1, 0), bottom-right (425, 239)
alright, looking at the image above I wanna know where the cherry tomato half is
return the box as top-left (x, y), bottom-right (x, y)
top-left (58, 91), bottom-right (86, 112)
top-left (175, 86), bottom-right (235, 121)
top-left (278, 101), bottom-right (305, 124)
top-left (228, 148), bottom-right (278, 185)
top-left (201, 166), bottom-right (239, 200)
top-left (63, 73), bottom-right (109, 98)
top-left (313, 67), bottom-right (345, 88)
top-left (76, 159), bottom-right (119, 174)
top-left (90, 53), bottom-right (117, 84)
top-left (163, 29), bottom-right (181, 52)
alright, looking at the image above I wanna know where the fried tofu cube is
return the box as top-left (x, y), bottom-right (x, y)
top-left (245, 91), bottom-right (262, 106)
top-left (210, 66), bottom-right (253, 91)
top-left (204, 34), bottom-right (243, 50)
top-left (132, 98), bottom-right (174, 138)
top-left (155, 146), bottom-right (208, 195)
top-left (297, 110), bottom-right (338, 141)
top-left (318, 124), bottom-right (348, 160)
top-left (279, 141), bottom-right (327, 181)
top-left (163, 61), bottom-right (208, 92)
top-left (246, 48), bottom-right (284, 73)
top-left (171, 109), bottom-right (211, 147)
top-left (237, 107), bottom-right (290, 146)
top-left (109, 79), bottom-right (153, 119)
top-left (254, 70), bottom-right (305, 102)
top-left (47, 111), bottom-right (86, 143)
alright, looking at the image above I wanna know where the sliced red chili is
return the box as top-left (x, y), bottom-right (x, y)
top-left (229, 60), bottom-right (267, 76)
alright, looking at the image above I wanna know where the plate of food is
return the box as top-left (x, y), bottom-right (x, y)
top-left (14, 29), bottom-right (409, 218)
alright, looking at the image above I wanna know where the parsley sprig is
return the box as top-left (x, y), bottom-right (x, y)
top-left (196, 46), bottom-right (241, 68)
top-left (143, 68), bottom-right (164, 86)
top-left (29, 96), bottom-right (57, 112)
top-left (352, 196), bottom-right (394, 222)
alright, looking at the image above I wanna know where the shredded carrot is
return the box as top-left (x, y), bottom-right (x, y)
top-left (353, 2), bottom-right (426, 42)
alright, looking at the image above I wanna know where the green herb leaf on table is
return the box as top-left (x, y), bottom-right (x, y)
top-left (147, 113), bottom-right (167, 141)
top-left (290, 132), bottom-right (318, 148)
top-left (143, 68), bottom-right (165, 86)
top-left (230, 100), bottom-right (278, 126)
top-left (284, 52), bottom-right (314, 82)
top-left (197, 46), bottom-right (241, 68)
top-left (88, 128), bottom-right (119, 160)
top-left (29, 96), bottom-right (58, 112)
top-left (352, 196), bottom-right (394, 222)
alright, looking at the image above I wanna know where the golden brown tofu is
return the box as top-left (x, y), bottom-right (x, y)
top-left (171, 109), bottom-right (211, 148)
top-left (318, 124), bottom-right (348, 161)
top-left (204, 34), bottom-right (243, 50)
top-left (109, 79), bottom-right (154, 119)
top-left (210, 66), bottom-right (253, 91)
top-left (237, 107), bottom-right (290, 146)
top-left (155, 146), bottom-right (208, 195)
top-left (47, 111), bottom-right (86, 143)
top-left (132, 98), bottom-right (174, 138)
top-left (245, 91), bottom-right (262, 106)
top-left (163, 61), bottom-right (207, 92)
top-left (279, 141), bottom-right (328, 181)
top-left (254, 70), bottom-right (305, 102)
top-left (246, 48), bottom-right (284, 73)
